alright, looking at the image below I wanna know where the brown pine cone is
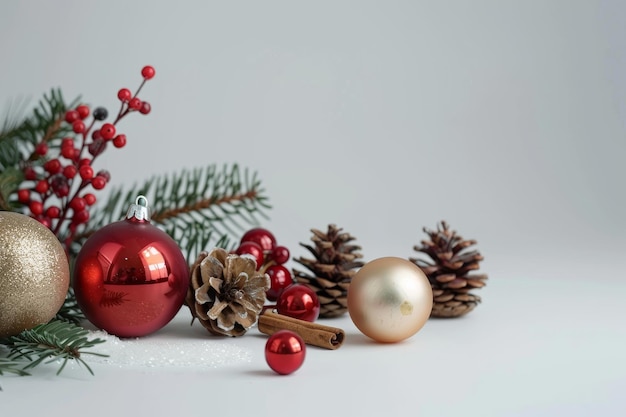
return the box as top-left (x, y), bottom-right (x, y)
top-left (410, 221), bottom-right (487, 318)
top-left (186, 248), bottom-right (270, 337)
top-left (293, 224), bottom-right (364, 318)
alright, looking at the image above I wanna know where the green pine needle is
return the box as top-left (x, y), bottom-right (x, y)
top-left (2, 320), bottom-right (108, 376)
top-left (54, 288), bottom-right (85, 324)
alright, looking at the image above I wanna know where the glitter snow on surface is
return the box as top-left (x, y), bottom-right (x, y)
top-left (86, 330), bottom-right (253, 369)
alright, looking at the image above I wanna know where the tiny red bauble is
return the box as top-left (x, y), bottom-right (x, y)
top-left (73, 196), bottom-right (189, 338)
top-left (271, 245), bottom-right (290, 265)
top-left (265, 330), bottom-right (306, 375)
top-left (265, 265), bottom-right (293, 301)
top-left (276, 284), bottom-right (320, 322)
top-left (236, 241), bottom-right (264, 269)
top-left (241, 227), bottom-right (276, 251)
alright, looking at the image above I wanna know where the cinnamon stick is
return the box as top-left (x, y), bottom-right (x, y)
top-left (258, 311), bottom-right (345, 350)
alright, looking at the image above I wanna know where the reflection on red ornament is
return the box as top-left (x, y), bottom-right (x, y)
top-left (276, 284), bottom-right (320, 322)
top-left (73, 196), bottom-right (189, 338)
top-left (265, 330), bottom-right (306, 375)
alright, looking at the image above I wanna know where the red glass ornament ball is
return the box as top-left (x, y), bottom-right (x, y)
top-left (265, 265), bottom-right (293, 301)
top-left (241, 228), bottom-right (276, 251)
top-left (276, 284), bottom-right (320, 322)
top-left (265, 330), bottom-right (306, 375)
top-left (73, 215), bottom-right (190, 338)
top-left (271, 245), bottom-right (290, 265)
top-left (235, 241), bottom-right (264, 269)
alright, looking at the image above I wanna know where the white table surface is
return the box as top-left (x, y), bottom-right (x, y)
top-left (2, 259), bottom-right (625, 417)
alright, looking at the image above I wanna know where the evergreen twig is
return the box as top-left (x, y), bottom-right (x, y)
top-left (2, 320), bottom-right (107, 376)
top-left (74, 164), bottom-right (271, 260)
top-left (54, 288), bottom-right (85, 324)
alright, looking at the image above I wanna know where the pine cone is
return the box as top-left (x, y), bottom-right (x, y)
top-left (410, 221), bottom-right (487, 318)
top-left (293, 224), bottom-right (364, 318)
top-left (186, 248), bottom-right (270, 337)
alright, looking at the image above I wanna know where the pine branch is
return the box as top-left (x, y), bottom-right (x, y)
top-left (54, 287), bottom-right (85, 324)
top-left (73, 163), bottom-right (271, 260)
top-left (0, 358), bottom-right (30, 377)
top-left (0, 88), bottom-right (78, 209)
top-left (1, 320), bottom-right (107, 376)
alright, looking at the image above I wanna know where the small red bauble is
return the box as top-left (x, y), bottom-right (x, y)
top-left (139, 101), bottom-right (151, 115)
top-left (236, 241), bottom-right (264, 269)
top-left (265, 330), bottom-right (306, 375)
top-left (265, 265), bottom-right (293, 301)
top-left (72, 120), bottom-right (85, 134)
top-left (276, 284), bottom-right (320, 322)
top-left (73, 196), bottom-right (189, 338)
top-left (241, 227), bottom-right (276, 251)
top-left (129, 97), bottom-right (142, 110)
top-left (271, 245), bottom-right (290, 265)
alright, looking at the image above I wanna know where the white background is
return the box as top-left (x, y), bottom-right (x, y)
top-left (1, 1), bottom-right (625, 416)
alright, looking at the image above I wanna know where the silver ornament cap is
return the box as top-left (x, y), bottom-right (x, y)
top-left (126, 195), bottom-right (151, 222)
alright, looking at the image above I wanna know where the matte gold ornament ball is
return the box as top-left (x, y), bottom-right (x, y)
top-left (0, 211), bottom-right (70, 338)
top-left (347, 257), bottom-right (432, 343)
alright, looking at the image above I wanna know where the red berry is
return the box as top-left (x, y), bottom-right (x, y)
top-left (236, 241), bottom-right (264, 269)
top-left (91, 176), bottom-right (106, 190)
top-left (276, 284), bottom-right (320, 322)
top-left (139, 101), bottom-right (151, 115)
top-left (34, 142), bottom-right (48, 156)
top-left (64, 110), bottom-right (80, 123)
top-left (100, 123), bottom-right (116, 140)
top-left (46, 206), bottom-right (60, 218)
top-left (265, 265), bottom-right (294, 301)
top-left (240, 228), bottom-right (277, 251)
top-left (63, 165), bottom-right (77, 179)
top-left (79, 165), bottom-right (94, 180)
top-left (271, 246), bottom-right (290, 265)
top-left (17, 189), bottom-right (30, 203)
top-left (91, 129), bottom-right (102, 140)
top-left (76, 105), bottom-right (90, 119)
top-left (112, 134), bottom-right (127, 148)
top-left (141, 65), bottom-right (155, 80)
top-left (34, 179), bottom-right (49, 194)
top-left (61, 146), bottom-right (76, 160)
top-left (44, 159), bottom-right (61, 174)
top-left (23, 167), bottom-right (37, 181)
top-left (83, 193), bottom-right (96, 206)
top-left (37, 216), bottom-right (51, 228)
top-left (69, 197), bottom-right (86, 212)
top-left (73, 209), bottom-right (90, 224)
top-left (61, 137), bottom-right (74, 148)
top-left (29, 200), bottom-right (44, 216)
top-left (117, 88), bottom-right (132, 102)
top-left (96, 170), bottom-right (111, 182)
top-left (79, 158), bottom-right (91, 166)
top-left (129, 97), bottom-right (141, 110)
top-left (72, 120), bottom-right (85, 134)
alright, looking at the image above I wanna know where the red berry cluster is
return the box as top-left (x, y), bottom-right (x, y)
top-left (235, 227), bottom-right (320, 322)
top-left (16, 66), bottom-right (156, 245)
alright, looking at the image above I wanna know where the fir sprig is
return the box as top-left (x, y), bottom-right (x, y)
top-left (74, 164), bottom-right (271, 260)
top-left (0, 88), bottom-right (77, 210)
top-left (54, 288), bottom-right (85, 324)
top-left (2, 320), bottom-right (107, 376)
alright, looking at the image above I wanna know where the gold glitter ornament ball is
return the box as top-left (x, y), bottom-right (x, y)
top-left (0, 211), bottom-right (70, 338)
top-left (347, 257), bottom-right (433, 343)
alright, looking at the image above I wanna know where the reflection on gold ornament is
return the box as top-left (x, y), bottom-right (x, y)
top-left (0, 211), bottom-right (70, 338)
top-left (347, 257), bottom-right (432, 343)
